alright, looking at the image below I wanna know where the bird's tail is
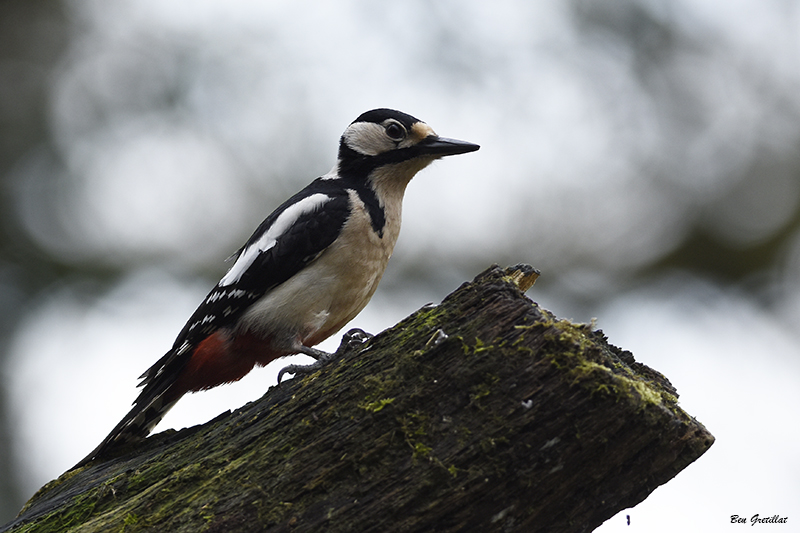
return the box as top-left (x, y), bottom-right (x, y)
top-left (71, 387), bottom-right (181, 470)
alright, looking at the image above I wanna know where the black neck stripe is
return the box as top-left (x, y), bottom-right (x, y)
top-left (334, 146), bottom-right (386, 237)
top-left (352, 181), bottom-right (385, 238)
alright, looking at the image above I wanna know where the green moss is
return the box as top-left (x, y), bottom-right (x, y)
top-left (18, 489), bottom-right (103, 533)
top-left (122, 513), bottom-right (139, 527)
top-left (470, 383), bottom-right (491, 401)
top-left (473, 338), bottom-right (491, 354)
top-left (259, 501), bottom-right (294, 525)
top-left (359, 398), bottom-right (395, 412)
top-left (126, 461), bottom-right (171, 493)
top-left (461, 337), bottom-right (498, 358)
top-left (401, 412), bottom-right (430, 438)
top-left (537, 319), bottom-right (677, 418)
top-left (400, 411), bottom-right (435, 462)
top-left (469, 373), bottom-right (500, 404)
top-left (18, 468), bottom-right (83, 516)
top-left (385, 305), bottom-right (448, 348)
top-left (412, 442), bottom-right (433, 460)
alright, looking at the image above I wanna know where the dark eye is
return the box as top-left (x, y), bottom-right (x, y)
top-left (385, 122), bottom-right (406, 141)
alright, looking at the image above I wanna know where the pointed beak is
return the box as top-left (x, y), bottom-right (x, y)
top-left (417, 136), bottom-right (480, 157)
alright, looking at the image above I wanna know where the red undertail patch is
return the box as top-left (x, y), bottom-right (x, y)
top-left (172, 331), bottom-right (262, 393)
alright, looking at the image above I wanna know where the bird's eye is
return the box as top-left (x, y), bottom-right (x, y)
top-left (385, 122), bottom-right (406, 141)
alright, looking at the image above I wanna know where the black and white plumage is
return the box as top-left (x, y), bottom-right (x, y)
top-left (74, 108), bottom-right (479, 468)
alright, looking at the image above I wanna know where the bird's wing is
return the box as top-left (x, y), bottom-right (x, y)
top-left (140, 182), bottom-right (352, 391)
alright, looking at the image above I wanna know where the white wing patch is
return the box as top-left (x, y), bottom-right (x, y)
top-left (205, 288), bottom-right (246, 304)
top-left (219, 193), bottom-right (332, 287)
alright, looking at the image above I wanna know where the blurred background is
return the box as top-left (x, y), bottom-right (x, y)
top-left (1, 0), bottom-right (799, 530)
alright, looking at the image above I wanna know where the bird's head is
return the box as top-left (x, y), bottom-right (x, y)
top-left (336, 108), bottom-right (479, 186)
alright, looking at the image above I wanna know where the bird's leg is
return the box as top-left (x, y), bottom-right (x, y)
top-left (277, 328), bottom-right (373, 384)
top-left (296, 346), bottom-right (333, 362)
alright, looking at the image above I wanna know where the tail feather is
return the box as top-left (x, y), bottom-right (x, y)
top-left (72, 340), bottom-right (198, 470)
top-left (71, 389), bottom-right (181, 470)
top-left (72, 330), bottom-right (252, 469)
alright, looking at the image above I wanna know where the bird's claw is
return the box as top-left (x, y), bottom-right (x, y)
top-left (277, 328), bottom-right (373, 384)
top-left (277, 360), bottom-right (324, 384)
top-left (336, 328), bottom-right (373, 355)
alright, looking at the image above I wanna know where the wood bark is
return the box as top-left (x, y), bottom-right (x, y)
top-left (1, 265), bottom-right (714, 533)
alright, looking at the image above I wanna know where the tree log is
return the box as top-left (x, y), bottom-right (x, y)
top-left (1, 265), bottom-right (714, 533)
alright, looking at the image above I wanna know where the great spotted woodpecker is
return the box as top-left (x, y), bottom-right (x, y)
top-left (74, 108), bottom-right (479, 468)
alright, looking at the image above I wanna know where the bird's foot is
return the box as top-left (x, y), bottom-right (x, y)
top-left (276, 358), bottom-right (327, 384)
top-left (276, 328), bottom-right (373, 384)
top-left (335, 328), bottom-right (373, 355)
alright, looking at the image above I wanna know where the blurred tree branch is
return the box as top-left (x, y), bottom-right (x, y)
top-left (1, 265), bottom-right (713, 532)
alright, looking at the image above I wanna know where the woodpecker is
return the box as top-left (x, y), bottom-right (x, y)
top-left (74, 108), bottom-right (479, 468)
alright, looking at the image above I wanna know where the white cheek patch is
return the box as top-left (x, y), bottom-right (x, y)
top-left (219, 193), bottom-right (332, 286)
top-left (343, 122), bottom-right (394, 156)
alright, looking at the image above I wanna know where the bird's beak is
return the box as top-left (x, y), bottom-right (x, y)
top-left (417, 136), bottom-right (480, 157)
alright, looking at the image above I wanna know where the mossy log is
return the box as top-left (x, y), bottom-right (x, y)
top-left (2, 265), bottom-right (714, 533)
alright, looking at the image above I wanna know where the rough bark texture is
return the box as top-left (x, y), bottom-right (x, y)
top-left (2, 265), bottom-right (714, 533)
